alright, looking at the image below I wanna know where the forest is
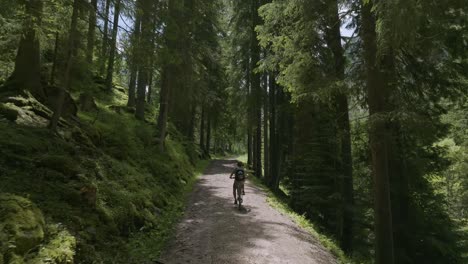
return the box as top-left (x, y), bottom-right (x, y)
top-left (0, 0), bottom-right (467, 263)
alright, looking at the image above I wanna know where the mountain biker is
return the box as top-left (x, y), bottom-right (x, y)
top-left (229, 161), bottom-right (246, 204)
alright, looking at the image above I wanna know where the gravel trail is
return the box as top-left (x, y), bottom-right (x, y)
top-left (159, 159), bottom-right (338, 264)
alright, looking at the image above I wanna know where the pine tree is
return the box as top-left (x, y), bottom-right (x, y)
top-left (105, 0), bottom-right (121, 91)
top-left (9, 0), bottom-right (45, 99)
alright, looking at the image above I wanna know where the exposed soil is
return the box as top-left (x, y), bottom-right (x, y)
top-left (160, 159), bottom-right (338, 264)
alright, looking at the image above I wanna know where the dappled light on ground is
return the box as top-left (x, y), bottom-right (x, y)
top-left (160, 160), bottom-right (336, 264)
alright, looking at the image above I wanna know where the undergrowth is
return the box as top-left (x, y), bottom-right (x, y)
top-left (0, 82), bottom-right (209, 263)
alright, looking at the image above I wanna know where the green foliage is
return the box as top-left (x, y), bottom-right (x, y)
top-left (28, 225), bottom-right (76, 264)
top-left (257, 0), bottom-right (468, 263)
top-left (0, 82), bottom-right (209, 263)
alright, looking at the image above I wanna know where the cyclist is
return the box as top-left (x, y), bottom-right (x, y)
top-left (229, 161), bottom-right (246, 204)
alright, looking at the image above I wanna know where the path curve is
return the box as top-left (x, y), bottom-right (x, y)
top-left (160, 160), bottom-right (337, 264)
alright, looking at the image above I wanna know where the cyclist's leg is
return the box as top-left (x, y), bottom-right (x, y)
top-left (233, 181), bottom-right (237, 203)
top-left (237, 182), bottom-right (243, 202)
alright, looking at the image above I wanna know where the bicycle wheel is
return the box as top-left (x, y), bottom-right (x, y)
top-left (237, 184), bottom-right (243, 210)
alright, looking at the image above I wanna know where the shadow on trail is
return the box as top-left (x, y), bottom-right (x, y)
top-left (159, 159), bottom-right (333, 264)
top-left (202, 159), bottom-right (235, 175)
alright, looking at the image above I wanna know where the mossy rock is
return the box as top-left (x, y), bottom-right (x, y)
top-left (0, 194), bottom-right (45, 261)
top-left (0, 104), bottom-right (19, 121)
top-left (0, 98), bottom-right (49, 128)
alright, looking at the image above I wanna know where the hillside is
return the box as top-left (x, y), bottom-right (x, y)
top-left (0, 81), bottom-right (206, 263)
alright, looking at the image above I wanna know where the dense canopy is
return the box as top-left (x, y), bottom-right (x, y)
top-left (0, 0), bottom-right (467, 263)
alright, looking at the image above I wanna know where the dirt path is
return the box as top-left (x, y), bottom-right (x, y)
top-left (159, 160), bottom-right (337, 264)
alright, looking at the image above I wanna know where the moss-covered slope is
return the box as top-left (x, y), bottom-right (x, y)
top-left (0, 82), bottom-right (205, 263)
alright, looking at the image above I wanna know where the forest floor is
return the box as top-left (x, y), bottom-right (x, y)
top-left (160, 159), bottom-right (337, 264)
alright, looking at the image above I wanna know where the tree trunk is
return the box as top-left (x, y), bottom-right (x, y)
top-left (361, 2), bottom-right (395, 264)
top-left (10, 0), bottom-right (45, 100)
top-left (86, 0), bottom-right (98, 64)
top-left (388, 123), bottom-right (408, 264)
top-left (105, 0), bottom-right (121, 91)
top-left (200, 106), bottom-right (206, 155)
top-left (135, 0), bottom-right (154, 119)
top-left (188, 104), bottom-right (196, 142)
top-left (263, 71), bottom-right (269, 183)
top-left (325, 0), bottom-right (354, 253)
top-left (49, 0), bottom-right (80, 130)
top-left (251, 0), bottom-right (262, 178)
top-left (269, 72), bottom-right (279, 190)
top-left (253, 132), bottom-right (257, 174)
top-left (127, 15), bottom-right (141, 107)
top-left (50, 31), bottom-right (60, 85)
top-left (100, 0), bottom-right (111, 75)
top-left (135, 67), bottom-right (147, 120)
top-left (146, 18), bottom-right (157, 105)
top-left (128, 69), bottom-right (138, 107)
top-left (147, 71), bottom-right (153, 103)
top-left (157, 0), bottom-right (180, 151)
top-left (157, 68), bottom-right (170, 151)
top-left (206, 115), bottom-right (211, 157)
top-left (247, 128), bottom-right (253, 168)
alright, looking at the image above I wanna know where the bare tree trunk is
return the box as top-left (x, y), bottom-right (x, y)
top-left (50, 31), bottom-right (60, 85)
top-left (100, 0), bottom-right (111, 75)
top-left (269, 72), bottom-right (278, 189)
top-left (10, 0), bottom-right (45, 100)
top-left (146, 18), bottom-right (157, 104)
top-left (49, 0), bottom-right (80, 130)
top-left (253, 132), bottom-right (257, 174)
top-left (128, 69), bottom-right (138, 107)
top-left (147, 71), bottom-right (153, 103)
top-left (200, 106), bottom-right (206, 155)
top-left (157, 68), bottom-right (170, 151)
top-left (251, 0), bottom-right (262, 178)
top-left (127, 15), bottom-right (141, 107)
top-left (86, 0), bottom-right (98, 64)
top-left (325, 0), bottom-right (354, 253)
top-left (105, 0), bottom-right (121, 91)
top-left (206, 115), bottom-right (211, 157)
top-left (263, 72), bottom-right (269, 182)
top-left (247, 128), bottom-right (253, 168)
top-left (188, 104), bottom-right (196, 142)
top-left (135, 68), bottom-right (147, 120)
top-left (135, 0), bottom-right (155, 119)
top-left (361, 2), bottom-right (394, 263)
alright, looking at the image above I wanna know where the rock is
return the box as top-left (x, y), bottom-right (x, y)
top-left (0, 93), bottom-right (52, 127)
top-left (78, 93), bottom-right (98, 112)
top-left (0, 104), bottom-right (19, 121)
top-left (44, 86), bottom-right (77, 117)
top-left (0, 194), bottom-right (45, 261)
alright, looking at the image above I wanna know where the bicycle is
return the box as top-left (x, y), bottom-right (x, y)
top-left (235, 180), bottom-right (244, 210)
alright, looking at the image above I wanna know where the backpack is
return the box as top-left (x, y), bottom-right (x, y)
top-left (235, 168), bottom-right (245, 181)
